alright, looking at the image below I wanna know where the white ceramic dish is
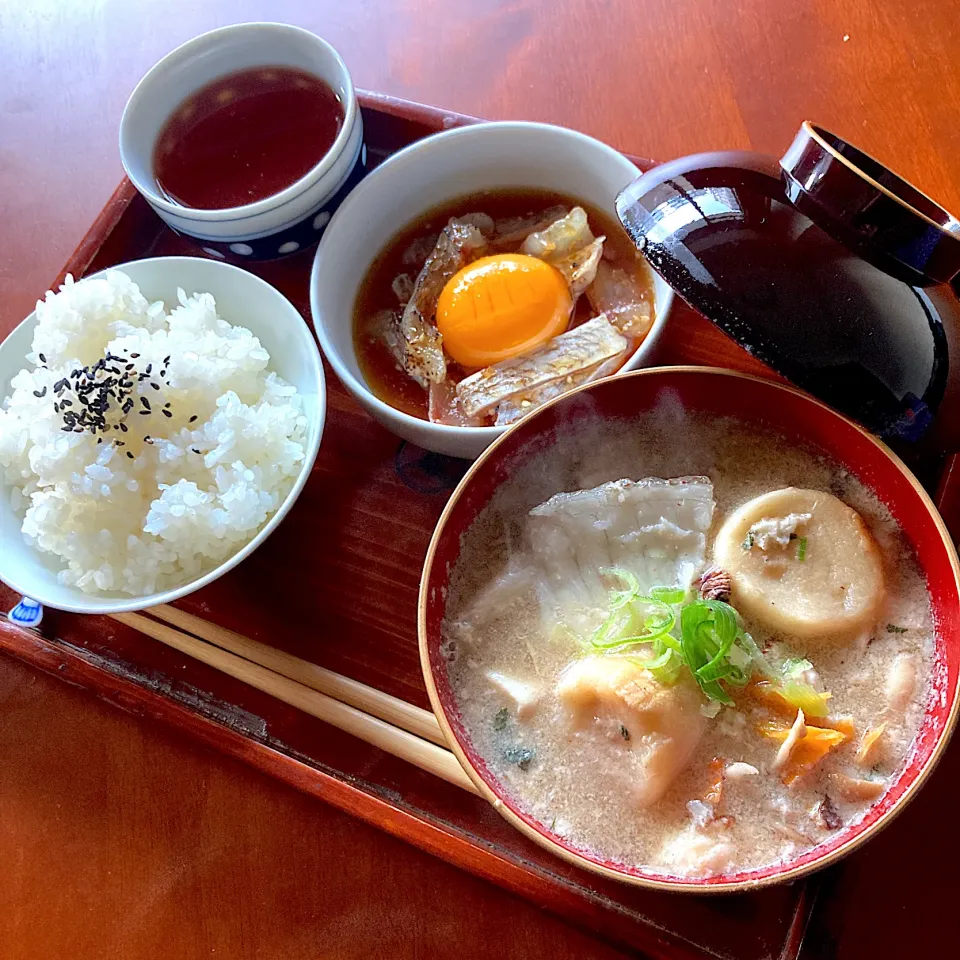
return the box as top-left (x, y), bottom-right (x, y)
top-left (119, 23), bottom-right (364, 260)
top-left (0, 256), bottom-right (325, 614)
top-left (309, 121), bottom-right (674, 459)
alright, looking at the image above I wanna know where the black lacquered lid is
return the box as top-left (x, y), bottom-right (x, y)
top-left (615, 125), bottom-right (960, 443)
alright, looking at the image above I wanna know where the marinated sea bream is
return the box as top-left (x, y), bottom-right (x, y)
top-left (353, 189), bottom-right (658, 425)
top-left (394, 217), bottom-right (488, 386)
top-left (443, 416), bottom-right (933, 878)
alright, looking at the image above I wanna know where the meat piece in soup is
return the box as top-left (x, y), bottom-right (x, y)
top-left (443, 416), bottom-right (933, 878)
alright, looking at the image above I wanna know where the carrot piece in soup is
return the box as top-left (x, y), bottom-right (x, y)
top-left (759, 720), bottom-right (848, 785)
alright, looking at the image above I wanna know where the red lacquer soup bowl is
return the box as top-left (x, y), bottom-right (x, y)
top-left (418, 367), bottom-right (960, 892)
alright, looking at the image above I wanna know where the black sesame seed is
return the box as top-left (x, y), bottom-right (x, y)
top-left (130, 353), bottom-right (140, 359)
top-left (38, 353), bottom-right (46, 363)
top-left (140, 397), bottom-right (150, 408)
top-left (33, 387), bottom-right (47, 398)
top-left (54, 379), bottom-right (68, 393)
top-left (126, 452), bottom-right (134, 459)
top-left (139, 411), bottom-right (150, 416)
top-left (125, 363), bottom-right (135, 371)
top-left (161, 409), bottom-right (172, 418)
top-left (61, 398), bottom-right (72, 406)
top-left (151, 383), bottom-right (160, 391)
top-left (73, 427), bottom-right (83, 433)
top-left (191, 448), bottom-right (201, 454)
top-left (163, 356), bottom-right (171, 365)
top-left (61, 426), bottom-right (73, 432)
top-left (119, 423), bottom-right (128, 433)
top-left (164, 402), bottom-right (171, 409)
top-left (188, 415), bottom-right (198, 423)
top-left (145, 363), bottom-right (152, 375)
top-left (97, 438), bottom-right (103, 444)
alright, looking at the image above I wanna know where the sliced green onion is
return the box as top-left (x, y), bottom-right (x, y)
top-left (774, 657), bottom-right (830, 717)
top-left (737, 631), bottom-right (774, 678)
top-left (599, 567), bottom-right (641, 609)
top-left (650, 586), bottom-right (686, 605)
top-left (590, 597), bottom-right (675, 650)
top-left (781, 657), bottom-right (814, 680)
top-left (778, 679), bottom-right (831, 718)
top-left (587, 579), bottom-right (766, 704)
top-left (646, 646), bottom-right (685, 683)
top-left (680, 599), bottom-right (744, 704)
top-left (797, 536), bottom-right (808, 562)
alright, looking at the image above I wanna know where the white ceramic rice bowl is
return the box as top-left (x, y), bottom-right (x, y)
top-left (0, 256), bottom-right (325, 614)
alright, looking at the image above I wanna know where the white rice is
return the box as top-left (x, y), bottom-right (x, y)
top-left (0, 270), bottom-right (308, 596)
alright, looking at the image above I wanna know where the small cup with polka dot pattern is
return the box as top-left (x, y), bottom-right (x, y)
top-left (120, 23), bottom-right (365, 261)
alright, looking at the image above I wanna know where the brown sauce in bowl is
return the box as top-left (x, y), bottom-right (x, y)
top-left (353, 188), bottom-right (655, 421)
top-left (153, 66), bottom-right (344, 209)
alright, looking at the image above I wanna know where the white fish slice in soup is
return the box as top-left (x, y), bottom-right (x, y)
top-left (527, 476), bottom-right (715, 628)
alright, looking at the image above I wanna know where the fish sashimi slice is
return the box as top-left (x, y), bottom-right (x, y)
top-left (454, 212), bottom-right (496, 235)
top-left (587, 260), bottom-right (654, 339)
top-left (492, 205), bottom-right (568, 248)
top-left (398, 218), bottom-right (487, 385)
top-left (456, 316), bottom-right (627, 418)
top-left (551, 237), bottom-right (606, 299)
top-left (521, 207), bottom-right (594, 261)
top-left (368, 307), bottom-right (419, 383)
top-left (428, 378), bottom-right (486, 426)
top-left (493, 353), bottom-right (626, 426)
top-left (527, 476), bottom-right (715, 631)
top-left (391, 273), bottom-right (414, 305)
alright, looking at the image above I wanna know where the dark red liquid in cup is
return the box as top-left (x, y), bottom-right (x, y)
top-left (153, 66), bottom-right (344, 210)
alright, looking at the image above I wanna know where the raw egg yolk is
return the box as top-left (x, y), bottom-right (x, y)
top-left (436, 254), bottom-right (572, 367)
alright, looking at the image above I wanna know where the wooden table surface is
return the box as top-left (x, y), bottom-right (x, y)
top-left (2, 2), bottom-right (960, 957)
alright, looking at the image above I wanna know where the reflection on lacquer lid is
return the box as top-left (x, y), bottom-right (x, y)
top-left (617, 149), bottom-right (952, 444)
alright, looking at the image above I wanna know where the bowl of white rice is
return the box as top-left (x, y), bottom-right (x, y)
top-left (0, 257), bottom-right (324, 613)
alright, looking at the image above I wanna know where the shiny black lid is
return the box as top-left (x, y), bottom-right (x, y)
top-left (615, 126), bottom-right (960, 442)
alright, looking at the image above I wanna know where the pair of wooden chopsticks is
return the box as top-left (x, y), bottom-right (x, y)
top-left (110, 606), bottom-right (479, 795)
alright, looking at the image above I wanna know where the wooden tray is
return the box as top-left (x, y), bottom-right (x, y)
top-left (1, 92), bottom-right (956, 959)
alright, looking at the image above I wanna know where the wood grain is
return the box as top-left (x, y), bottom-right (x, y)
top-left (0, 654), bottom-right (631, 960)
top-left (3, 2), bottom-right (960, 958)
